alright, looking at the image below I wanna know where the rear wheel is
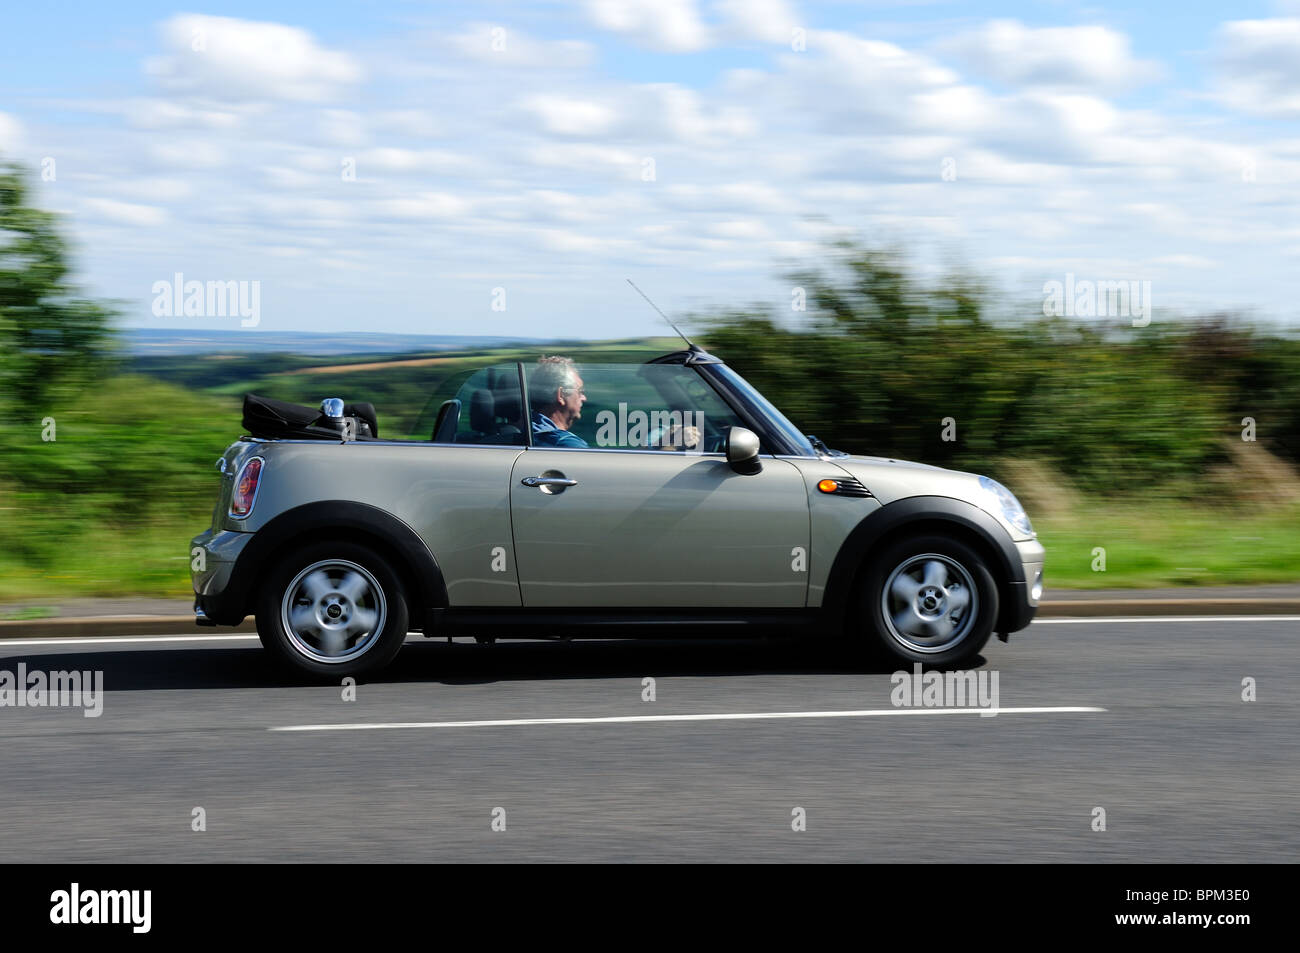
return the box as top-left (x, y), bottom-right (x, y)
top-left (256, 541), bottom-right (409, 679)
top-left (859, 534), bottom-right (997, 667)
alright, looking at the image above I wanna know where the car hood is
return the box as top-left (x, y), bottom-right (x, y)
top-left (830, 454), bottom-right (987, 508)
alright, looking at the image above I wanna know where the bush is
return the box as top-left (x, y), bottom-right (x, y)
top-left (699, 245), bottom-right (1298, 497)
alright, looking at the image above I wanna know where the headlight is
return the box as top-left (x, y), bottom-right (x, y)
top-left (979, 476), bottom-right (1034, 537)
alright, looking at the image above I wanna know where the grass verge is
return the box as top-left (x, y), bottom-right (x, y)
top-left (1033, 500), bottom-right (1300, 589)
top-left (1, 503), bottom-right (1298, 605)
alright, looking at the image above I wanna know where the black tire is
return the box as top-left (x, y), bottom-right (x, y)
top-left (858, 534), bottom-right (998, 667)
top-left (256, 540), bottom-right (410, 679)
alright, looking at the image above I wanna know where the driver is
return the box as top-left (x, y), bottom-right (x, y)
top-left (529, 356), bottom-right (589, 448)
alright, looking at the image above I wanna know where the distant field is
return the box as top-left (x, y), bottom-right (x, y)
top-left (287, 355), bottom-right (459, 374)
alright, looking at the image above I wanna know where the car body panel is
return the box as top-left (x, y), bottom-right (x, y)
top-left (508, 448), bottom-right (809, 607)
top-left (783, 458), bottom-right (883, 608)
top-left (833, 455), bottom-right (1035, 543)
top-left (191, 527), bottom-right (253, 600)
top-left (223, 441), bottom-right (524, 606)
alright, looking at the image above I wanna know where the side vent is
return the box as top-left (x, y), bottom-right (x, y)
top-left (815, 477), bottom-right (874, 498)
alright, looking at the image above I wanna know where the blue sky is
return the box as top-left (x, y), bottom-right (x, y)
top-left (3, 0), bottom-right (1299, 338)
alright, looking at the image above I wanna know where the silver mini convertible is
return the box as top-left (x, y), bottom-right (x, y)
top-left (191, 346), bottom-right (1044, 678)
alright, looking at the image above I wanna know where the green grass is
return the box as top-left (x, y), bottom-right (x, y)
top-left (1, 503), bottom-right (1297, 605)
top-left (1034, 500), bottom-right (1300, 588)
top-left (0, 519), bottom-right (203, 603)
top-left (0, 605), bottom-right (56, 620)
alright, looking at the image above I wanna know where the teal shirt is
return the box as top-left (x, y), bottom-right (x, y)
top-left (531, 411), bottom-right (588, 448)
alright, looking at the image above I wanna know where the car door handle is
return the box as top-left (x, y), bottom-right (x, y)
top-left (521, 476), bottom-right (578, 488)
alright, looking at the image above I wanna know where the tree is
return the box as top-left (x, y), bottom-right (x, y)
top-left (0, 160), bottom-right (117, 419)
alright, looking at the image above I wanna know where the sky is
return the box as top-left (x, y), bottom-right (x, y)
top-left (3, 0), bottom-right (1300, 338)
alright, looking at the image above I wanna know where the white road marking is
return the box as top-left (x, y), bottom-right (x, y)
top-left (270, 706), bottom-right (1106, 732)
top-left (0, 634), bottom-right (260, 648)
top-left (1033, 615), bottom-right (1300, 624)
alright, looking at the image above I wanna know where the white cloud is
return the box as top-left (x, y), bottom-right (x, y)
top-left (772, 31), bottom-right (970, 130)
top-left (662, 181), bottom-right (791, 212)
top-left (315, 110), bottom-right (366, 147)
top-left (526, 143), bottom-right (644, 179)
top-left (148, 140), bottom-right (226, 169)
top-left (358, 147), bottom-right (472, 175)
top-left (147, 14), bottom-right (362, 102)
top-left (708, 218), bottom-right (772, 239)
top-left (519, 84), bottom-right (754, 145)
top-left (8, 10), bottom-right (1300, 334)
top-left (643, 84), bottom-right (756, 142)
top-left (374, 192), bottom-right (473, 220)
top-left (123, 99), bottom-right (245, 130)
top-left (521, 95), bottom-right (619, 136)
top-left (111, 177), bottom-right (194, 202)
top-left (1214, 19), bottom-right (1300, 117)
top-left (83, 197), bottom-right (169, 227)
top-left (1151, 254), bottom-right (1219, 269)
top-left (584, 0), bottom-right (711, 52)
top-left (372, 110), bottom-right (442, 139)
top-left (533, 226), bottom-right (632, 254)
top-left (517, 189), bottom-right (607, 224)
top-left (262, 165), bottom-right (320, 189)
top-left (259, 195), bottom-right (355, 225)
top-left (0, 112), bottom-right (23, 151)
top-left (714, 0), bottom-right (801, 45)
top-left (940, 20), bottom-right (1160, 92)
top-left (449, 23), bottom-right (596, 68)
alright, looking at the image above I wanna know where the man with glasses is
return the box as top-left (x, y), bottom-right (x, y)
top-left (529, 355), bottom-right (589, 448)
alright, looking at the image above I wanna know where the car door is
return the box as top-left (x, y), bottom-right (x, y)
top-left (508, 362), bottom-right (810, 608)
top-left (409, 363), bottom-right (528, 607)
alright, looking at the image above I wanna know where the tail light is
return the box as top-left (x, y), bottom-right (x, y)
top-left (230, 456), bottom-right (264, 518)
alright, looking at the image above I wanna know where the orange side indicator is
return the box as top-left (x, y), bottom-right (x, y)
top-left (817, 479), bottom-right (839, 494)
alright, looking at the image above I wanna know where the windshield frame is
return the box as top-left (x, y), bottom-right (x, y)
top-left (695, 363), bottom-right (817, 457)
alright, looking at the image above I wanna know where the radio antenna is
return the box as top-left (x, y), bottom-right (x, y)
top-left (626, 279), bottom-right (695, 350)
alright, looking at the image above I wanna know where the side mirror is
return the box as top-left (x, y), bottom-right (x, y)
top-left (725, 427), bottom-right (762, 475)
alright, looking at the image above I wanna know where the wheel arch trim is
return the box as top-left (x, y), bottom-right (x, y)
top-left (821, 495), bottom-right (1026, 630)
top-left (213, 501), bottom-right (448, 624)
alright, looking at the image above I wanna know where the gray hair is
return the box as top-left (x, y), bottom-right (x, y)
top-left (530, 356), bottom-right (580, 412)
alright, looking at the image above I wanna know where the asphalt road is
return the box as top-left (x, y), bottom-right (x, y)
top-left (1, 617), bottom-right (1295, 862)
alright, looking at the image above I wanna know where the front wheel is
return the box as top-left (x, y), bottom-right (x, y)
top-left (860, 534), bottom-right (998, 667)
top-left (256, 541), bottom-right (410, 679)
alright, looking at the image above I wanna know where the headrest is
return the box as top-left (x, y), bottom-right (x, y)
top-left (469, 389), bottom-right (494, 432)
top-left (344, 401), bottom-right (379, 438)
top-left (493, 388), bottom-right (521, 420)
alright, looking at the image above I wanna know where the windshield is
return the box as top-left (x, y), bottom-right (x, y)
top-left (712, 365), bottom-right (817, 457)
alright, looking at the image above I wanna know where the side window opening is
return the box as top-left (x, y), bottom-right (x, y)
top-left (521, 361), bottom-right (744, 453)
top-left (430, 364), bottom-right (527, 446)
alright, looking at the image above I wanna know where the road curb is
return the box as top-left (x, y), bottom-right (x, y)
top-left (1, 599), bottom-right (1297, 639)
top-left (1036, 598), bottom-right (1300, 618)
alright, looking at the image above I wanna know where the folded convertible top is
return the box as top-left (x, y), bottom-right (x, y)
top-left (242, 394), bottom-right (379, 440)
